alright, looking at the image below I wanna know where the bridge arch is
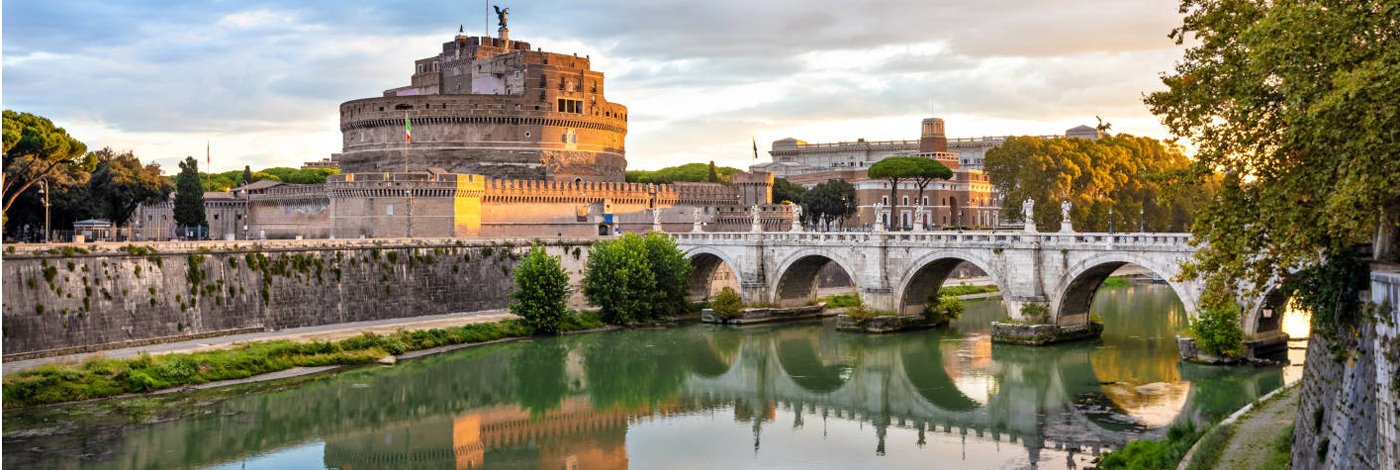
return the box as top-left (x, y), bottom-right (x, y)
top-left (683, 247), bottom-right (745, 301)
top-left (770, 250), bottom-right (861, 308)
top-left (1053, 252), bottom-right (1200, 327)
top-left (894, 249), bottom-right (1007, 316)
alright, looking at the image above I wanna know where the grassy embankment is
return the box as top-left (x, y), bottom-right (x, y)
top-left (3, 312), bottom-right (605, 408)
top-left (819, 284), bottom-right (1000, 309)
top-left (1101, 276), bottom-right (1132, 288)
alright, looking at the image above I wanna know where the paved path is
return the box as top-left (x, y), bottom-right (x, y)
top-left (1190, 386), bottom-right (1299, 470)
top-left (2, 310), bottom-right (518, 375)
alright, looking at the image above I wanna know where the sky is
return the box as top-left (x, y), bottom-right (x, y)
top-left (2, 0), bottom-right (1189, 173)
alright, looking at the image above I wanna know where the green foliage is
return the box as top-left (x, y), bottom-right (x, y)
top-left (625, 162), bottom-right (741, 184)
top-left (173, 157), bottom-right (207, 228)
top-left (924, 293), bottom-right (964, 324)
top-left (868, 156), bottom-right (953, 230)
top-left (1097, 421), bottom-right (1203, 469)
top-left (582, 232), bottom-right (692, 325)
top-left (3, 109), bottom-right (94, 223)
top-left (510, 245), bottom-right (571, 335)
top-left (844, 303), bottom-right (897, 325)
top-left (512, 342), bottom-right (570, 417)
top-left (1288, 248), bottom-right (1369, 340)
top-left (710, 287), bottom-right (745, 320)
top-left (0, 315), bottom-right (610, 407)
top-left (772, 177), bottom-right (807, 204)
top-left (820, 294), bottom-right (862, 308)
top-left (801, 179), bottom-right (857, 230)
top-left (1148, 1), bottom-right (1399, 307)
top-left (85, 148), bottom-right (171, 228)
top-left (938, 284), bottom-right (999, 296)
top-left (1101, 276), bottom-right (1131, 288)
top-left (1019, 302), bottom-right (1050, 323)
top-left (1188, 303), bottom-right (1247, 357)
top-left (985, 134), bottom-right (1201, 232)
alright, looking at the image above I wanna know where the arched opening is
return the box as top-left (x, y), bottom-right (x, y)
top-left (899, 257), bottom-right (997, 316)
top-left (773, 255), bottom-right (855, 308)
top-left (688, 252), bottom-right (740, 301)
top-left (776, 339), bottom-right (851, 394)
top-left (900, 336), bottom-right (983, 412)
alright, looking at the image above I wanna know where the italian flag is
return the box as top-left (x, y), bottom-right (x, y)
top-left (404, 113), bottom-right (412, 143)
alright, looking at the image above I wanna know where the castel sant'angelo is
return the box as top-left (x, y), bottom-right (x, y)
top-left (169, 12), bottom-right (786, 240)
top-left (338, 17), bottom-right (629, 182)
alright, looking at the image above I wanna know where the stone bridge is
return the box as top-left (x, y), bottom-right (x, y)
top-left (672, 230), bottom-right (1287, 342)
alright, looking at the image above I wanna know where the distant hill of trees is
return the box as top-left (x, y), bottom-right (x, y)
top-left (625, 162), bottom-right (741, 184)
top-left (198, 166), bottom-right (341, 192)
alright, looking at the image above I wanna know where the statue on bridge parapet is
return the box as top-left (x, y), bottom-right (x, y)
top-left (789, 204), bottom-right (803, 232)
top-left (1060, 200), bottom-right (1073, 233)
top-left (872, 202), bottom-right (885, 232)
top-left (1022, 198), bottom-right (1036, 233)
top-left (750, 204), bottom-right (762, 233)
top-left (912, 206), bottom-right (925, 232)
top-left (692, 207), bottom-right (704, 233)
top-left (652, 207), bottom-right (663, 232)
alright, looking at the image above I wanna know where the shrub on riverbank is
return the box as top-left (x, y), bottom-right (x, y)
top-left (710, 287), bottom-right (744, 320)
top-left (1096, 421), bottom-right (1203, 469)
top-left (820, 294), bottom-right (861, 308)
top-left (1101, 276), bottom-right (1131, 288)
top-left (1187, 303), bottom-right (1246, 357)
top-left (511, 245), bottom-right (571, 334)
top-left (924, 293), bottom-right (964, 324)
top-left (2, 313), bottom-right (605, 407)
top-left (582, 233), bottom-right (693, 325)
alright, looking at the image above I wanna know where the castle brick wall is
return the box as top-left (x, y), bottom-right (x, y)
top-left (1, 239), bottom-right (594, 359)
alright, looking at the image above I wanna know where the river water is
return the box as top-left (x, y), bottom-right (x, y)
top-left (3, 284), bottom-right (1307, 469)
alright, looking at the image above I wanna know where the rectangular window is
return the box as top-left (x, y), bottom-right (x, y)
top-left (902, 196), bottom-right (909, 205)
top-left (881, 196), bottom-right (889, 205)
top-left (386, 204), bottom-right (394, 216)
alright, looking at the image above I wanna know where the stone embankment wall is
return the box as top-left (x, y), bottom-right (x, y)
top-left (1292, 269), bottom-right (1400, 469)
top-left (1, 238), bottom-right (595, 360)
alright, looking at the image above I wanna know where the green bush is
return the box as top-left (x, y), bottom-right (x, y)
top-left (939, 284), bottom-right (1000, 296)
top-left (710, 287), bottom-right (744, 320)
top-left (924, 293), bottom-right (964, 324)
top-left (581, 232), bottom-right (693, 325)
top-left (1189, 303), bottom-right (1246, 357)
top-left (1101, 276), bottom-right (1131, 288)
top-left (1097, 421), bottom-right (1204, 469)
top-left (510, 245), bottom-right (571, 335)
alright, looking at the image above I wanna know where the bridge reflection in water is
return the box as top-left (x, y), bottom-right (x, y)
top-left (5, 287), bottom-right (1292, 470)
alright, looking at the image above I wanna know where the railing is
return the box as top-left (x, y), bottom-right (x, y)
top-left (672, 230), bottom-right (1194, 248)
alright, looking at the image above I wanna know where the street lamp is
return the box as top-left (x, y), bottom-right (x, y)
top-left (1140, 207), bottom-right (1146, 233)
top-left (1108, 206), bottom-right (1114, 234)
top-left (38, 179), bottom-right (50, 243)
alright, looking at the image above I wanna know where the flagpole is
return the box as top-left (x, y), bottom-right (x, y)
top-left (403, 111), bottom-right (410, 173)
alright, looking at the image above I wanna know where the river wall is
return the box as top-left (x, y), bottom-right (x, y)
top-left (1292, 269), bottom-right (1400, 469)
top-left (0, 238), bottom-right (595, 360)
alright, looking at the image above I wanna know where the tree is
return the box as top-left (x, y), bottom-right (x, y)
top-left (624, 163), bottom-right (741, 184)
top-left (643, 232), bottom-right (694, 317)
top-left (1145, 1), bottom-right (1400, 314)
top-left (87, 148), bottom-right (170, 233)
top-left (868, 156), bottom-right (945, 230)
top-left (908, 158), bottom-right (954, 226)
top-left (984, 135), bottom-right (1200, 232)
top-left (2, 110), bottom-right (93, 226)
top-left (583, 233), bottom-right (658, 325)
top-left (707, 161), bottom-right (720, 183)
top-left (801, 179), bottom-right (857, 231)
top-left (772, 177), bottom-right (807, 204)
top-left (240, 165), bottom-right (254, 187)
top-left (511, 245), bottom-right (572, 335)
top-left (173, 157), bottom-right (207, 229)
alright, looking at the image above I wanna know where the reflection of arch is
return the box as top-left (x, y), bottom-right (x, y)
top-left (775, 339), bottom-right (850, 394)
top-left (771, 251), bottom-right (859, 308)
top-left (1055, 253), bottom-right (1197, 326)
top-left (685, 337), bottom-right (737, 378)
top-left (684, 248), bottom-right (743, 300)
top-left (899, 339), bottom-right (981, 412)
top-left (895, 250), bottom-right (1006, 316)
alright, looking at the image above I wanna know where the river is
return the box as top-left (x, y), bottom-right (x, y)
top-left (2, 284), bottom-right (1307, 469)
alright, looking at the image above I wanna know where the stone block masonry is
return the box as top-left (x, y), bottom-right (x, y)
top-left (1, 238), bottom-right (595, 360)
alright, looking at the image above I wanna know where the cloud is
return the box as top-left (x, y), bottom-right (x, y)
top-left (2, 0), bottom-right (1188, 173)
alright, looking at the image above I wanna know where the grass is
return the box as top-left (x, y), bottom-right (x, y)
top-left (1095, 421), bottom-right (1205, 470)
top-left (940, 284), bottom-right (1000, 296)
top-left (1182, 421), bottom-right (1238, 470)
top-left (3, 311), bottom-right (606, 407)
top-left (1101, 276), bottom-right (1132, 288)
top-left (820, 294), bottom-right (861, 308)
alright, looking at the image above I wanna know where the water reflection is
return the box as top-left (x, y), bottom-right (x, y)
top-left (3, 285), bottom-right (1296, 470)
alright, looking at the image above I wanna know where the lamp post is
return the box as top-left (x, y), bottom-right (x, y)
top-left (38, 179), bottom-right (50, 243)
top-left (1140, 207), bottom-right (1146, 233)
top-left (1108, 206), bottom-right (1114, 234)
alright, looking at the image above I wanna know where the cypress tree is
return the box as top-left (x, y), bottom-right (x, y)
top-left (173, 157), bottom-right (207, 229)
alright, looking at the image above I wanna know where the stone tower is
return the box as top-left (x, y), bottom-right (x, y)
top-left (918, 117), bottom-right (948, 153)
